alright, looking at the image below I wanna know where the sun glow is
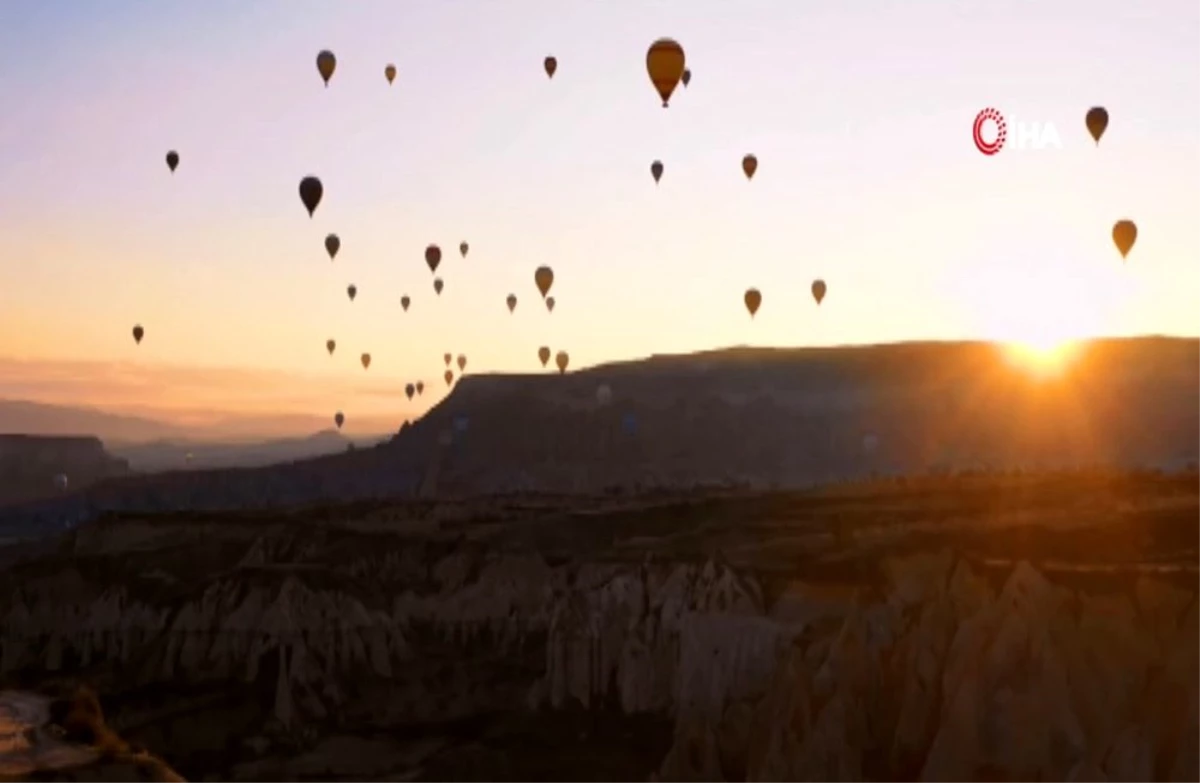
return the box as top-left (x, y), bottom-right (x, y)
top-left (1003, 336), bottom-right (1080, 377)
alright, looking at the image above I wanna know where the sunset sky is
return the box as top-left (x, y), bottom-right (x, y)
top-left (1, 0), bottom-right (1197, 434)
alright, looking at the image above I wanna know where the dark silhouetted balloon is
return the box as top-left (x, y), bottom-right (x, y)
top-left (544, 56), bottom-right (557, 78)
top-left (534, 266), bottom-right (554, 298)
top-left (165, 150), bottom-right (179, 173)
top-left (444, 369), bottom-right (454, 386)
top-left (334, 411), bottom-right (344, 429)
top-left (811, 279), bottom-right (827, 305)
top-left (385, 64), bottom-right (396, 85)
top-left (347, 284), bottom-right (357, 302)
top-left (326, 338), bottom-right (336, 355)
top-left (651, 160), bottom-right (664, 184)
top-left (646, 38), bottom-right (686, 107)
top-left (360, 352), bottom-right (371, 370)
top-left (401, 295), bottom-right (411, 311)
top-left (316, 50), bottom-right (336, 86)
top-left (457, 354), bottom-right (467, 372)
top-left (416, 381), bottom-right (425, 395)
top-left (443, 353), bottom-right (452, 366)
top-left (1112, 219), bottom-right (1137, 259)
top-left (459, 241), bottom-right (469, 258)
top-left (546, 296), bottom-right (556, 313)
top-left (681, 68), bottom-right (691, 88)
top-left (507, 293), bottom-right (517, 313)
top-left (744, 288), bottom-right (762, 317)
top-left (555, 350), bottom-right (569, 374)
top-left (425, 244), bottom-right (442, 273)
top-left (299, 176), bottom-right (323, 217)
top-left (538, 346), bottom-right (551, 367)
top-left (132, 324), bottom-right (144, 344)
top-left (433, 278), bottom-right (443, 295)
top-left (405, 383), bottom-right (415, 401)
top-left (325, 234), bottom-right (340, 260)
top-left (1086, 107), bottom-right (1109, 145)
top-left (742, 154), bottom-right (758, 180)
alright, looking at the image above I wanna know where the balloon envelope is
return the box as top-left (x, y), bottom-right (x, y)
top-left (811, 279), bottom-right (827, 305)
top-left (360, 353), bottom-right (371, 369)
top-left (546, 296), bottom-right (556, 313)
top-left (742, 154), bottom-right (758, 180)
top-left (507, 294), bottom-right (517, 313)
top-left (316, 50), bottom-right (336, 86)
top-left (544, 56), bottom-right (557, 78)
top-left (385, 64), bottom-right (396, 84)
top-left (433, 278), bottom-right (443, 295)
top-left (646, 38), bottom-right (686, 107)
top-left (444, 353), bottom-right (452, 366)
top-left (1112, 220), bottom-right (1137, 259)
top-left (325, 234), bottom-right (340, 260)
top-left (744, 288), bottom-right (762, 317)
top-left (538, 346), bottom-right (551, 367)
top-left (534, 266), bottom-right (554, 298)
top-left (400, 295), bottom-right (411, 311)
top-left (347, 284), bottom-right (357, 301)
top-left (459, 241), bottom-right (469, 258)
top-left (425, 244), bottom-right (442, 273)
top-left (334, 411), bottom-right (345, 429)
top-left (326, 339), bottom-right (336, 355)
top-left (651, 160), bottom-right (664, 183)
top-left (681, 68), bottom-right (692, 88)
top-left (299, 176), bottom-right (323, 217)
top-left (405, 383), bottom-right (415, 400)
top-left (555, 350), bottom-right (569, 374)
top-left (416, 381), bottom-right (425, 395)
top-left (132, 325), bottom-right (144, 344)
top-left (444, 369), bottom-right (454, 386)
top-left (457, 354), bottom-right (467, 372)
top-left (165, 150), bottom-right (179, 173)
top-left (1085, 107), bottom-right (1109, 144)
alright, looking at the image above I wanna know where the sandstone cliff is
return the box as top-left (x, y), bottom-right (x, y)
top-left (0, 435), bottom-right (131, 507)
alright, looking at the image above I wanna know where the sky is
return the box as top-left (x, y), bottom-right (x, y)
top-left (0, 0), bottom-right (1197, 434)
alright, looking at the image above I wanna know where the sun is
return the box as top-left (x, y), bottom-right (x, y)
top-left (1003, 336), bottom-right (1080, 377)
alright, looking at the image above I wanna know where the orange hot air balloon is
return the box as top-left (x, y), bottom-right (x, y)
top-left (681, 68), bottom-right (692, 88)
top-left (538, 346), bottom-right (551, 367)
top-left (545, 296), bottom-right (556, 313)
top-left (165, 150), bottom-right (179, 173)
top-left (1086, 107), bottom-right (1109, 145)
top-left (811, 279), bottom-right (827, 305)
top-left (299, 176), bottom-right (323, 217)
top-left (651, 160), bottom-right (664, 184)
top-left (316, 50), bottom-right (336, 87)
top-left (742, 154), bottom-right (758, 180)
top-left (534, 265), bottom-right (554, 298)
top-left (325, 233), bottom-right (340, 260)
top-left (1112, 220), bottom-right (1137, 259)
top-left (132, 324), bottom-right (144, 345)
top-left (646, 38), bottom-right (686, 108)
top-left (443, 353), bottom-right (452, 367)
top-left (347, 284), bottom-right (357, 302)
top-left (444, 369), bottom-right (454, 386)
top-left (544, 56), bottom-right (557, 79)
top-left (744, 288), bottom-right (762, 317)
top-left (425, 244), bottom-right (442, 273)
top-left (433, 278), bottom-right (444, 295)
top-left (459, 241), bottom-right (469, 258)
top-left (385, 64), bottom-right (396, 85)
top-left (555, 350), bottom-right (569, 374)
top-left (416, 381), bottom-right (424, 395)
top-left (405, 383), bottom-right (415, 401)
top-left (334, 411), bottom-right (344, 429)
top-left (456, 354), bottom-right (467, 372)
top-left (360, 352), bottom-right (371, 370)
top-left (506, 294), bottom-right (517, 313)
top-left (400, 295), bottom-right (411, 311)
top-left (326, 339), bottom-right (336, 355)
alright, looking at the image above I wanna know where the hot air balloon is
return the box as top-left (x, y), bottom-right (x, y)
top-left (416, 381), bottom-right (425, 395)
top-left (316, 50), bottom-right (336, 87)
top-left (185, 452), bottom-right (194, 464)
top-left (534, 266), bottom-right (554, 298)
top-left (811, 279), bottom-right (827, 305)
top-left (385, 64), bottom-right (396, 85)
top-left (596, 384), bottom-right (613, 406)
top-left (546, 296), bottom-right (556, 313)
top-left (507, 294), bottom-right (517, 313)
top-left (651, 160), bottom-right (664, 184)
top-left (299, 176), bottom-right (323, 217)
top-left (165, 150), bottom-right (179, 173)
top-left (360, 353), bottom-right (371, 370)
top-left (544, 56), bottom-right (557, 79)
top-left (742, 154), bottom-right (758, 180)
top-left (401, 295), bottom-right (411, 311)
top-left (538, 346), bottom-right (551, 367)
top-left (405, 383), bottom-right (415, 401)
top-left (334, 411), bottom-right (345, 429)
top-left (433, 278), bottom-right (444, 295)
top-left (459, 241), bottom-right (469, 258)
top-left (347, 284), bottom-right (357, 302)
top-left (457, 354), bottom-right (467, 372)
top-left (681, 68), bottom-right (692, 88)
top-left (1085, 107), bottom-right (1109, 145)
top-left (325, 234), bottom-right (340, 260)
top-left (744, 288), bottom-right (762, 317)
top-left (132, 324), bottom-right (144, 344)
top-left (555, 350), bottom-right (570, 374)
top-left (425, 244), bottom-right (442, 273)
top-left (1112, 220), bottom-right (1137, 259)
top-left (443, 353), bottom-right (452, 367)
top-left (646, 38), bottom-right (686, 107)
top-left (54, 473), bottom-right (69, 491)
top-left (444, 369), bottom-right (454, 386)
top-left (326, 339), bottom-right (336, 355)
